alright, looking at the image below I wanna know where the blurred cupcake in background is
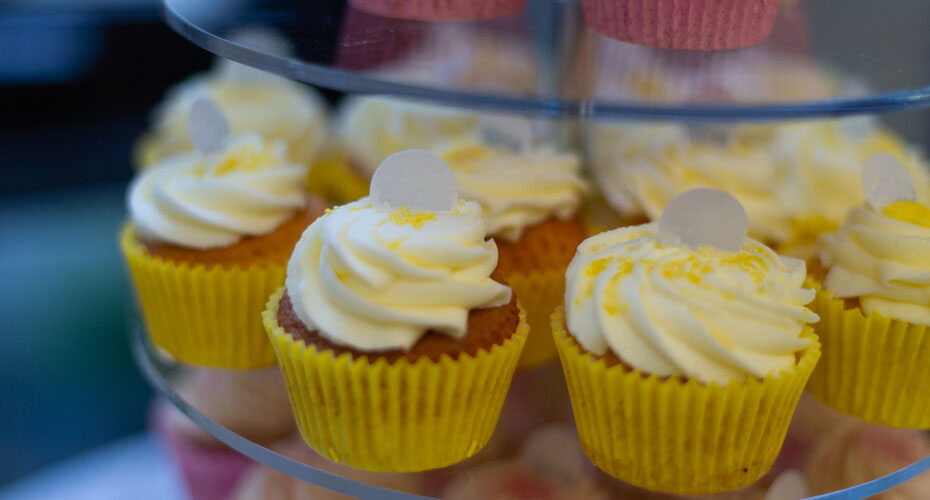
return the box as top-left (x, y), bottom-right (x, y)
top-left (346, 0), bottom-right (527, 21)
top-left (231, 435), bottom-right (422, 500)
top-left (434, 124), bottom-right (586, 369)
top-left (807, 156), bottom-right (930, 428)
top-left (152, 368), bottom-right (295, 500)
top-left (806, 422), bottom-right (930, 498)
top-left (590, 121), bottom-right (791, 245)
top-left (771, 394), bottom-right (858, 475)
top-left (442, 424), bottom-right (610, 500)
top-left (361, 22), bottom-right (538, 98)
top-left (771, 117), bottom-right (930, 261)
top-left (133, 29), bottom-right (328, 169)
top-left (122, 100), bottom-right (329, 368)
top-left (337, 96), bottom-right (481, 180)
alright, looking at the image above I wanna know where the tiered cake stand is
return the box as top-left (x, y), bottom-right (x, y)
top-left (135, 0), bottom-right (930, 498)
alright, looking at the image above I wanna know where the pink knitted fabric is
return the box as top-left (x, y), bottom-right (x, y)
top-left (582, 0), bottom-right (780, 51)
top-left (348, 0), bottom-right (528, 21)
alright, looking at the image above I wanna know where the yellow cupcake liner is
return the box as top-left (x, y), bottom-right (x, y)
top-left (263, 288), bottom-right (529, 472)
top-left (551, 307), bottom-right (820, 494)
top-left (806, 287), bottom-right (930, 428)
top-left (121, 225), bottom-right (282, 369)
top-left (305, 144), bottom-right (369, 205)
top-left (504, 268), bottom-right (566, 370)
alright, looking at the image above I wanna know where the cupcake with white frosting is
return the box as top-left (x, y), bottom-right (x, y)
top-left (262, 150), bottom-right (528, 472)
top-left (807, 154), bottom-right (930, 428)
top-left (121, 101), bottom-right (328, 368)
top-left (590, 122), bottom-right (791, 245)
top-left (770, 118), bottom-right (930, 261)
top-left (553, 188), bottom-right (821, 494)
top-left (134, 57), bottom-right (327, 169)
top-left (434, 133), bottom-right (587, 369)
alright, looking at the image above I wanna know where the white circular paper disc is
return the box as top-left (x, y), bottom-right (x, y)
top-left (370, 150), bottom-right (458, 212)
top-left (658, 188), bottom-right (748, 252)
top-left (188, 97), bottom-right (229, 154)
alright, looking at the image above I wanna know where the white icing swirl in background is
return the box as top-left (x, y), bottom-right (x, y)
top-left (142, 66), bottom-right (327, 165)
top-left (286, 199), bottom-right (512, 352)
top-left (565, 223), bottom-right (818, 384)
top-left (337, 96), bottom-right (480, 177)
top-left (129, 134), bottom-right (308, 249)
top-left (434, 137), bottom-right (587, 241)
top-left (771, 120), bottom-right (930, 231)
top-left (590, 124), bottom-right (793, 244)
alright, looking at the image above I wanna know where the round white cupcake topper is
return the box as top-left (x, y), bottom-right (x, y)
top-left (658, 188), bottom-right (748, 252)
top-left (479, 114), bottom-right (533, 153)
top-left (861, 152), bottom-right (915, 210)
top-left (370, 150), bottom-right (458, 211)
top-left (188, 97), bottom-right (229, 155)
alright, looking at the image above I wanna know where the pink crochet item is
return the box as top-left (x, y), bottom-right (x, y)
top-left (347, 0), bottom-right (528, 21)
top-left (582, 0), bottom-right (781, 51)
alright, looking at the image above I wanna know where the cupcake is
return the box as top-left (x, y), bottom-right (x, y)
top-left (263, 150), bottom-right (528, 471)
top-left (554, 188), bottom-right (821, 493)
top-left (434, 134), bottom-right (587, 369)
top-left (581, 0), bottom-right (780, 51)
top-left (807, 155), bottom-right (930, 428)
top-left (134, 54), bottom-right (327, 169)
top-left (231, 435), bottom-right (422, 500)
top-left (771, 118), bottom-right (930, 261)
top-left (123, 103), bottom-right (328, 368)
top-left (590, 122), bottom-right (791, 244)
top-left (151, 368), bottom-right (294, 500)
top-left (346, 0), bottom-right (528, 21)
top-left (805, 422), bottom-right (930, 498)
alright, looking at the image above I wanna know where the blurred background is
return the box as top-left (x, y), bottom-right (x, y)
top-left (0, 0), bottom-right (211, 493)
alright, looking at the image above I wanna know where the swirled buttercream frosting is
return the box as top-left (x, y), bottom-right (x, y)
top-left (129, 133), bottom-right (308, 249)
top-left (434, 137), bottom-right (586, 241)
top-left (285, 198), bottom-right (512, 351)
top-left (565, 223), bottom-right (818, 384)
top-left (821, 200), bottom-right (930, 325)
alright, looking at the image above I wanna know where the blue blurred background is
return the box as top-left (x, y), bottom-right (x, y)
top-left (0, 0), bottom-right (212, 489)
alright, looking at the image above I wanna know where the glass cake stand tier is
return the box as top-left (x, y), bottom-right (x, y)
top-left (161, 0), bottom-right (930, 121)
top-left (131, 322), bottom-right (930, 500)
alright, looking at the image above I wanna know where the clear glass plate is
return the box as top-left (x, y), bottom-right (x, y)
top-left (131, 322), bottom-right (930, 499)
top-left (162, 0), bottom-right (930, 120)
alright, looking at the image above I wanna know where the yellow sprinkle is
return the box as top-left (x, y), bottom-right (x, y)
top-left (389, 207), bottom-right (435, 229)
top-left (211, 144), bottom-right (275, 175)
top-left (585, 257), bottom-right (612, 277)
top-left (884, 200), bottom-right (930, 228)
top-left (324, 208), bottom-right (333, 215)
